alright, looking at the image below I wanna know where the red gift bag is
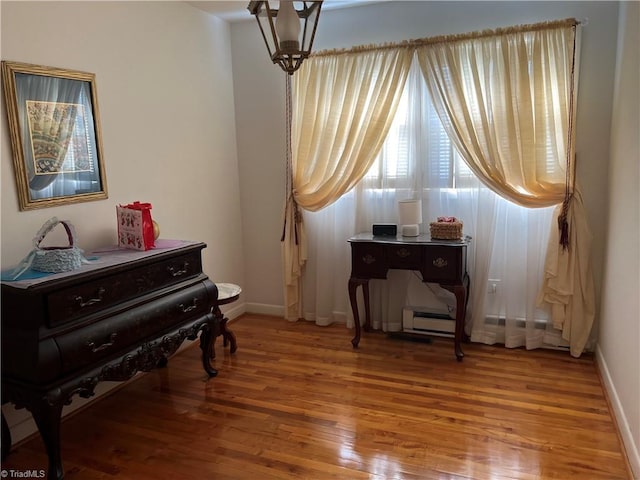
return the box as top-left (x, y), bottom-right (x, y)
top-left (116, 201), bottom-right (155, 250)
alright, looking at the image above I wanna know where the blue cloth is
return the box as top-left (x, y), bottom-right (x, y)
top-left (1, 256), bottom-right (99, 282)
top-left (1, 268), bottom-right (53, 281)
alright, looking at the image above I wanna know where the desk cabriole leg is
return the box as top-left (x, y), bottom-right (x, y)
top-left (442, 283), bottom-right (467, 361)
top-left (348, 278), bottom-right (361, 348)
top-left (463, 272), bottom-right (471, 342)
top-left (453, 284), bottom-right (466, 361)
top-left (362, 280), bottom-right (371, 332)
top-left (349, 278), bottom-right (371, 347)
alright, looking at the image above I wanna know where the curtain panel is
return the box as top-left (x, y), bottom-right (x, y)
top-left (415, 24), bottom-right (575, 208)
top-left (414, 21), bottom-right (594, 356)
top-left (282, 48), bottom-right (413, 320)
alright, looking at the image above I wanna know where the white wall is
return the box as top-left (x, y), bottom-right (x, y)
top-left (1, 1), bottom-right (244, 286)
top-left (598, 2), bottom-right (640, 476)
top-left (1, 0), bottom-right (244, 442)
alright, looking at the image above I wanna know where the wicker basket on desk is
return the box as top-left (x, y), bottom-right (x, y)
top-left (429, 219), bottom-right (463, 240)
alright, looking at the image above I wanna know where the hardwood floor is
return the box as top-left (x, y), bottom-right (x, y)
top-left (2, 314), bottom-right (631, 479)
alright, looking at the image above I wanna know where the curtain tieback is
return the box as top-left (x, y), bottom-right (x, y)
top-left (558, 193), bottom-right (572, 251)
top-left (282, 196), bottom-right (304, 244)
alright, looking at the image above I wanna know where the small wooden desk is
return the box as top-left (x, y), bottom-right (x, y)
top-left (348, 233), bottom-right (470, 361)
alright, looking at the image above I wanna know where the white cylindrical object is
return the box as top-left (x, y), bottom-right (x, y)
top-left (398, 199), bottom-right (422, 236)
top-left (276, 1), bottom-right (300, 51)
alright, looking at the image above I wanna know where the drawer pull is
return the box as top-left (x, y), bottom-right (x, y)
top-left (167, 262), bottom-right (189, 277)
top-left (396, 248), bottom-right (411, 258)
top-left (433, 257), bottom-right (448, 268)
top-left (87, 333), bottom-right (118, 353)
top-left (75, 287), bottom-right (106, 308)
top-left (361, 254), bottom-right (376, 265)
top-left (178, 298), bottom-right (198, 313)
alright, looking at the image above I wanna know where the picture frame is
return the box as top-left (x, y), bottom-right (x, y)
top-left (1, 61), bottom-right (108, 210)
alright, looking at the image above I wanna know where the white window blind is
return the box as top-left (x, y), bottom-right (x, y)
top-left (365, 61), bottom-right (475, 190)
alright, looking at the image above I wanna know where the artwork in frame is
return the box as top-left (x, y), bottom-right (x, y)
top-left (1, 61), bottom-right (108, 210)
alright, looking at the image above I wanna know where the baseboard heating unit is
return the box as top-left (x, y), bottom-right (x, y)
top-left (402, 307), bottom-right (455, 337)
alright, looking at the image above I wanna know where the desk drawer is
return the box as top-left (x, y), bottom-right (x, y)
top-left (422, 246), bottom-right (465, 283)
top-left (47, 251), bottom-right (202, 328)
top-left (386, 245), bottom-right (423, 270)
top-left (54, 280), bottom-right (215, 376)
top-left (351, 244), bottom-right (387, 279)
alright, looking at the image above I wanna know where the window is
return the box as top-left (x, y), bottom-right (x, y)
top-left (365, 62), bottom-right (475, 191)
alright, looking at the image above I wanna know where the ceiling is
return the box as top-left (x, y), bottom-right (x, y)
top-left (186, 1), bottom-right (381, 23)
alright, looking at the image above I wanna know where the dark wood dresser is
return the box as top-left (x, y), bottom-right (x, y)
top-left (1, 240), bottom-right (220, 480)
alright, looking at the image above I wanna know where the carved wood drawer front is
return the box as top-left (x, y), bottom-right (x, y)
top-left (351, 243), bottom-right (387, 279)
top-left (46, 251), bottom-right (202, 328)
top-left (54, 281), bottom-right (214, 375)
top-left (387, 245), bottom-right (423, 270)
top-left (423, 246), bottom-right (463, 283)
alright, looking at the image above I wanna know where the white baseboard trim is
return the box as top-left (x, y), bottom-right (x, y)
top-left (244, 302), bottom-right (285, 318)
top-left (221, 301), bottom-right (246, 321)
top-left (596, 344), bottom-right (640, 478)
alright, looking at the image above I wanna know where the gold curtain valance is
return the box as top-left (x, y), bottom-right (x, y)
top-left (311, 17), bottom-right (580, 57)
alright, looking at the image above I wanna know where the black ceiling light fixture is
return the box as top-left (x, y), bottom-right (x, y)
top-left (247, 1), bottom-right (323, 75)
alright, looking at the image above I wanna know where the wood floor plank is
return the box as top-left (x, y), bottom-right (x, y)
top-left (1, 314), bottom-right (631, 479)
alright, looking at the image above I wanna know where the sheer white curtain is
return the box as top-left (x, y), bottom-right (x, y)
top-left (302, 60), bottom-right (564, 349)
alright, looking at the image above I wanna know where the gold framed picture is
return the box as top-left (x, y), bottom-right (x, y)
top-left (1, 61), bottom-right (108, 210)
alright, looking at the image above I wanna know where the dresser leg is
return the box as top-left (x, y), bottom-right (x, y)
top-left (199, 321), bottom-right (218, 377)
top-left (31, 399), bottom-right (64, 480)
top-left (211, 307), bottom-right (238, 358)
top-left (221, 318), bottom-right (237, 354)
top-left (1, 410), bottom-right (11, 460)
top-left (210, 307), bottom-right (222, 360)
